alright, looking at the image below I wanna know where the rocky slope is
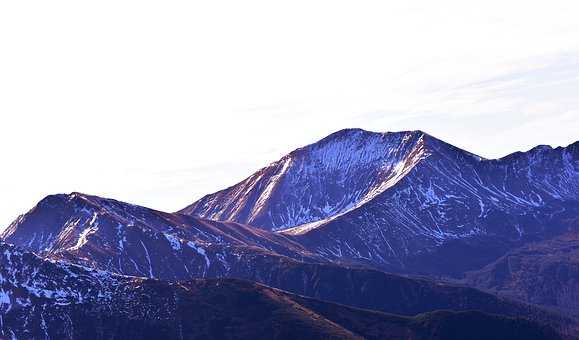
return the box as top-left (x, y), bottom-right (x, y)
top-left (181, 129), bottom-right (579, 276)
top-left (2, 193), bottom-right (574, 327)
top-left (465, 230), bottom-right (579, 315)
top-left (181, 129), bottom-right (439, 230)
top-left (0, 242), bottom-right (570, 340)
top-left (1, 192), bottom-right (321, 280)
top-left (4, 128), bottom-right (579, 338)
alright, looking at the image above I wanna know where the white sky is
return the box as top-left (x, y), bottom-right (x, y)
top-left (1, 1), bottom-right (579, 230)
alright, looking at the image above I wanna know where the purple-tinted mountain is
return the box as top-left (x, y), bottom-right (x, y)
top-left (4, 128), bottom-right (579, 339)
top-left (465, 230), bottom-right (579, 315)
top-left (5, 192), bottom-right (571, 323)
top-left (181, 129), bottom-right (579, 276)
top-left (181, 129), bottom-right (437, 230)
top-left (1, 192), bottom-right (321, 280)
top-left (0, 242), bottom-right (571, 340)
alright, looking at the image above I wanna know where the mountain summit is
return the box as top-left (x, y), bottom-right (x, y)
top-left (180, 129), bottom-right (481, 231)
top-left (2, 128), bottom-right (579, 338)
top-left (181, 129), bottom-right (579, 276)
top-left (1, 192), bottom-right (317, 280)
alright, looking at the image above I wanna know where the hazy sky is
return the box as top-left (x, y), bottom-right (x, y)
top-left (1, 1), bottom-right (579, 230)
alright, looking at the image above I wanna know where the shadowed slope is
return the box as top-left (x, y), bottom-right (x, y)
top-left (0, 242), bottom-right (569, 340)
top-left (1, 194), bottom-right (575, 335)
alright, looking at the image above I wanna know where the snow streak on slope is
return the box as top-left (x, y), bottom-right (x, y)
top-left (1, 242), bottom-right (567, 340)
top-left (0, 242), bottom-right (119, 313)
top-left (288, 139), bottom-right (579, 275)
top-left (181, 129), bottom-right (447, 230)
top-left (1, 193), bottom-right (321, 281)
top-left (181, 128), bottom-right (579, 276)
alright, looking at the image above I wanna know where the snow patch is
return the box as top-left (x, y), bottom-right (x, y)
top-left (187, 241), bottom-right (210, 269)
top-left (163, 233), bottom-right (181, 251)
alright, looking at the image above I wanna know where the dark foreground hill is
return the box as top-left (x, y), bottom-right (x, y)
top-left (466, 230), bottom-right (579, 315)
top-left (0, 241), bottom-right (567, 340)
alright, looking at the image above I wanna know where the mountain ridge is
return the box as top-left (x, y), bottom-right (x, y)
top-left (180, 129), bottom-right (470, 230)
top-left (181, 128), bottom-right (579, 231)
top-left (179, 128), bottom-right (579, 277)
top-left (3, 128), bottom-right (579, 339)
top-left (5, 192), bottom-right (578, 326)
top-left (0, 240), bottom-right (568, 339)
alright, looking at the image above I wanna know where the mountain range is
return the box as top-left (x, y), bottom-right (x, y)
top-left (0, 241), bottom-right (566, 339)
top-left (2, 128), bottom-right (579, 339)
top-left (182, 129), bottom-right (579, 276)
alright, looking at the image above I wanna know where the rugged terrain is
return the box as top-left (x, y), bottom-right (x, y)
top-left (466, 230), bottom-right (579, 315)
top-left (0, 242), bottom-right (569, 340)
top-left (4, 192), bottom-right (569, 322)
top-left (182, 129), bottom-right (579, 276)
top-left (2, 192), bottom-right (321, 280)
top-left (3, 128), bottom-right (579, 339)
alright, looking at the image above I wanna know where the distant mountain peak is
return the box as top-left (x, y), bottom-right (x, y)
top-left (304, 128), bottom-right (429, 148)
top-left (180, 128), bottom-right (466, 230)
top-left (179, 128), bottom-right (579, 277)
top-left (35, 191), bottom-right (108, 211)
top-left (2, 191), bottom-right (322, 280)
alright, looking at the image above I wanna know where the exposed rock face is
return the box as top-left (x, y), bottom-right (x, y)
top-left (3, 128), bottom-right (579, 339)
top-left (181, 129), bottom-right (437, 230)
top-left (4, 193), bottom-right (568, 324)
top-left (1, 192), bottom-right (321, 281)
top-left (181, 129), bottom-right (579, 276)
